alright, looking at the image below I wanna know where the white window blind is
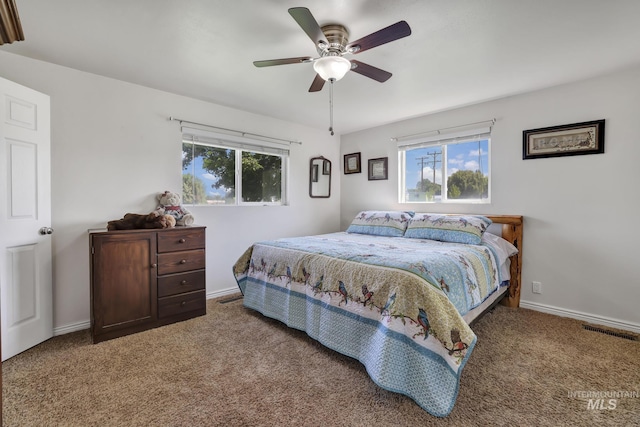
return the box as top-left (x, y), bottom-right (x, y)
top-left (397, 126), bottom-right (492, 151)
top-left (181, 126), bottom-right (290, 157)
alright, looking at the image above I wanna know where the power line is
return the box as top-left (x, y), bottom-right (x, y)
top-left (416, 151), bottom-right (442, 186)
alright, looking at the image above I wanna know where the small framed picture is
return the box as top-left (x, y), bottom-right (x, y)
top-left (368, 157), bottom-right (388, 181)
top-left (323, 159), bottom-right (331, 175)
top-left (523, 119), bottom-right (605, 160)
top-left (344, 152), bottom-right (361, 174)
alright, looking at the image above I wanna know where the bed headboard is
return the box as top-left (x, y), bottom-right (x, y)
top-left (485, 215), bottom-right (523, 308)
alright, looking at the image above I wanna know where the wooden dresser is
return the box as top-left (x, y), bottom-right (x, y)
top-left (89, 226), bottom-right (206, 343)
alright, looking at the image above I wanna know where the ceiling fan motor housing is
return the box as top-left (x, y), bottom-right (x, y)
top-left (318, 24), bottom-right (350, 56)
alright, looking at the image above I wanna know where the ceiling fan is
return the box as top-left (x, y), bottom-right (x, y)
top-left (253, 7), bottom-right (412, 92)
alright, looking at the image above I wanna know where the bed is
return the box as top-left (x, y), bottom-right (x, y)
top-left (233, 212), bottom-right (523, 417)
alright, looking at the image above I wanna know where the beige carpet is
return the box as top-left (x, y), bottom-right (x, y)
top-left (3, 296), bottom-right (639, 426)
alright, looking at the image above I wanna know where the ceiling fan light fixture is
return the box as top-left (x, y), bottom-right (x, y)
top-left (313, 56), bottom-right (351, 81)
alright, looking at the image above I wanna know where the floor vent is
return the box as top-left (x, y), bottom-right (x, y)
top-left (219, 295), bottom-right (243, 304)
top-left (582, 324), bottom-right (638, 341)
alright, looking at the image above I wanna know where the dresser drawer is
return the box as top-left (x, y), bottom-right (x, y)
top-left (157, 249), bottom-right (205, 275)
top-left (157, 228), bottom-right (205, 253)
top-left (158, 270), bottom-right (205, 297)
top-left (158, 290), bottom-right (206, 319)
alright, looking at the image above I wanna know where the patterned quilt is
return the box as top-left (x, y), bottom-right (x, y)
top-left (233, 232), bottom-right (501, 417)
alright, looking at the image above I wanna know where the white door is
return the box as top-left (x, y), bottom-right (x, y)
top-left (0, 76), bottom-right (53, 361)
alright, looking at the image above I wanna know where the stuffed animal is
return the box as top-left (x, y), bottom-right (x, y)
top-left (107, 213), bottom-right (176, 231)
top-left (153, 190), bottom-right (194, 226)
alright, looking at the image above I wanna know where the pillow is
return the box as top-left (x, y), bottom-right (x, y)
top-left (481, 232), bottom-right (519, 281)
top-left (481, 232), bottom-right (518, 259)
top-left (404, 213), bottom-right (492, 244)
top-left (346, 210), bottom-right (415, 237)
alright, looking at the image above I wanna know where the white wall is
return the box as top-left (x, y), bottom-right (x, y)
top-left (0, 51), bottom-right (341, 333)
top-left (3, 47), bottom-right (638, 334)
top-left (340, 64), bottom-right (640, 331)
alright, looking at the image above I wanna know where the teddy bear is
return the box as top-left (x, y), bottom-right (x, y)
top-left (153, 190), bottom-right (194, 226)
top-left (107, 212), bottom-right (176, 230)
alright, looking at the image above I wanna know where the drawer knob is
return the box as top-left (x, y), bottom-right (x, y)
top-left (180, 301), bottom-right (186, 307)
top-left (181, 280), bottom-right (188, 285)
top-left (151, 263), bottom-right (157, 269)
top-left (179, 238), bottom-right (186, 243)
top-left (180, 259), bottom-right (187, 264)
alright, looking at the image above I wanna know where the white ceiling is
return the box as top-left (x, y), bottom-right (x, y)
top-left (3, 0), bottom-right (640, 135)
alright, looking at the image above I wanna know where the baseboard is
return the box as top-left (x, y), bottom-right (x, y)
top-left (53, 287), bottom-right (241, 337)
top-left (54, 320), bottom-right (90, 336)
top-left (53, 296), bottom-right (638, 336)
top-left (520, 300), bottom-right (640, 334)
top-left (206, 286), bottom-right (241, 300)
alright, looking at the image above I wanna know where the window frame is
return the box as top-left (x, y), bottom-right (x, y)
top-left (397, 127), bottom-right (491, 204)
top-left (182, 128), bottom-right (290, 206)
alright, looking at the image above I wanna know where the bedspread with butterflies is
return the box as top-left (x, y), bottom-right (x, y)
top-left (233, 232), bottom-right (501, 417)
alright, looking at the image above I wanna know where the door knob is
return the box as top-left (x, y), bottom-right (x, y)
top-left (39, 227), bottom-right (54, 235)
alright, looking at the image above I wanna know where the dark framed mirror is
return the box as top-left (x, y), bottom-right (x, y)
top-left (309, 156), bottom-right (331, 198)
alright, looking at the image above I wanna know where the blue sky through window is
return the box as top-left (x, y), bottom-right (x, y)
top-left (194, 155), bottom-right (226, 198)
top-left (183, 151), bottom-right (227, 199)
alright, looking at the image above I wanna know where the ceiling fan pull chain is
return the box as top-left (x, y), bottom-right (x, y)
top-left (329, 79), bottom-right (334, 136)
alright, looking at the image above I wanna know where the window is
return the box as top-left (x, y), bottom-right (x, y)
top-left (398, 126), bottom-right (490, 203)
top-left (181, 128), bottom-right (289, 206)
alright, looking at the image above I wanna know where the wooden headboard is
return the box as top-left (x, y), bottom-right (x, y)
top-left (485, 215), bottom-right (523, 308)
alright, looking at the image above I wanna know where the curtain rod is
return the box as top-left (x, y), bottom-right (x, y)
top-left (169, 117), bottom-right (302, 145)
top-left (390, 118), bottom-right (496, 142)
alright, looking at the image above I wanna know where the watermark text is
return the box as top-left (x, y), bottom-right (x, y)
top-left (568, 390), bottom-right (639, 410)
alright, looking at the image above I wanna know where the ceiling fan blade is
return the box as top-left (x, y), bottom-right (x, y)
top-left (350, 60), bottom-right (392, 82)
top-left (253, 57), bottom-right (313, 67)
top-left (288, 7), bottom-right (328, 46)
top-left (309, 74), bottom-right (326, 92)
top-left (346, 21), bottom-right (411, 54)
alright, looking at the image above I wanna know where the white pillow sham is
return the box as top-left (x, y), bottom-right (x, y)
top-left (481, 232), bottom-right (518, 282)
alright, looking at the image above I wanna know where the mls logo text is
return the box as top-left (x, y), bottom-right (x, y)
top-left (586, 398), bottom-right (617, 410)
top-left (568, 390), bottom-right (638, 410)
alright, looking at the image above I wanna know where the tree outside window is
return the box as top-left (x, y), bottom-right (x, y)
top-left (182, 140), bottom-right (286, 205)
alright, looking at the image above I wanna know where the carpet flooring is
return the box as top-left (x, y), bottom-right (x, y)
top-left (3, 295), bottom-right (639, 426)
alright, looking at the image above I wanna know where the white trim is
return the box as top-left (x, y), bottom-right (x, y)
top-left (54, 320), bottom-right (91, 336)
top-left (206, 286), bottom-right (242, 300)
top-left (520, 300), bottom-right (640, 334)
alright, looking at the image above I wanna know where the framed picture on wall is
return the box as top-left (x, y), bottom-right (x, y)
top-left (523, 119), bottom-right (605, 160)
top-left (368, 157), bottom-right (388, 181)
top-left (344, 152), bottom-right (361, 174)
top-left (323, 159), bottom-right (331, 175)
